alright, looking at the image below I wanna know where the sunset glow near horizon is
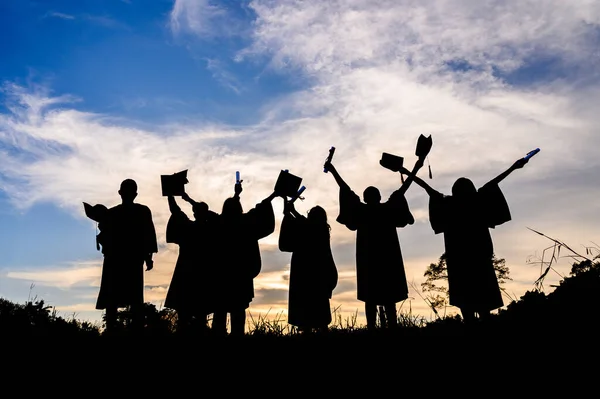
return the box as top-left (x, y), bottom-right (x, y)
top-left (1, 0), bottom-right (599, 329)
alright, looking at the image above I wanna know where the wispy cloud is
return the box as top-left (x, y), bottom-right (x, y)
top-left (45, 11), bottom-right (76, 20)
top-left (41, 11), bottom-right (129, 30)
top-left (170, 0), bottom-right (228, 37)
top-left (83, 14), bottom-right (130, 30)
top-left (169, 0), bottom-right (251, 39)
top-left (5, 261), bottom-right (101, 289)
top-left (205, 58), bottom-right (243, 94)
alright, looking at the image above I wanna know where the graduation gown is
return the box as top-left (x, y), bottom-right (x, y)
top-left (96, 203), bottom-right (158, 310)
top-left (214, 198), bottom-right (275, 311)
top-left (164, 207), bottom-right (218, 315)
top-left (428, 182), bottom-right (511, 312)
top-left (336, 186), bottom-right (414, 304)
top-left (279, 213), bottom-right (338, 328)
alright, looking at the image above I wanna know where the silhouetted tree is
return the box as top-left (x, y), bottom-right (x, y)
top-left (421, 253), bottom-right (511, 312)
top-left (569, 256), bottom-right (600, 277)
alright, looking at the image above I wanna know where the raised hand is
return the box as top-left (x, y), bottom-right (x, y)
top-left (398, 166), bottom-right (411, 175)
top-left (234, 182), bottom-right (243, 196)
top-left (512, 157), bottom-right (528, 170)
top-left (324, 160), bottom-right (336, 174)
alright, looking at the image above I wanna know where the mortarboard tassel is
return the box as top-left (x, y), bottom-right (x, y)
top-left (428, 156), bottom-right (432, 179)
top-left (95, 222), bottom-right (100, 251)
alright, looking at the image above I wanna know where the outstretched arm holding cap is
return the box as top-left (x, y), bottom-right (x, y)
top-left (399, 165), bottom-right (441, 197)
top-left (397, 156), bottom-right (425, 196)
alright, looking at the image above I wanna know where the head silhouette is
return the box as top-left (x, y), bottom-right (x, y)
top-left (118, 179), bottom-right (138, 204)
top-left (307, 205), bottom-right (330, 238)
top-left (452, 177), bottom-right (477, 199)
top-left (192, 201), bottom-right (209, 221)
top-left (222, 197), bottom-right (243, 217)
top-left (363, 186), bottom-right (381, 205)
top-left (307, 205), bottom-right (327, 224)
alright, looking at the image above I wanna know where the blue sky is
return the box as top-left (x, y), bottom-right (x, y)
top-left (0, 0), bottom-right (295, 276)
top-left (0, 0), bottom-right (299, 124)
top-left (1, 0), bottom-right (599, 327)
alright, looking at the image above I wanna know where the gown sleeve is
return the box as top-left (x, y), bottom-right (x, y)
top-left (428, 191), bottom-right (450, 235)
top-left (143, 206), bottom-right (158, 254)
top-left (247, 198), bottom-right (276, 240)
top-left (165, 206), bottom-right (192, 245)
top-left (278, 213), bottom-right (303, 253)
top-left (386, 189), bottom-right (415, 228)
top-left (478, 182), bottom-right (512, 228)
top-left (335, 186), bottom-right (362, 231)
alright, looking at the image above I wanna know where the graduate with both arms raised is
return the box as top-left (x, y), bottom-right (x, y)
top-left (278, 180), bottom-right (339, 334)
top-left (161, 169), bottom-right (220, 333)
top-left (399, 149), bottom-right (537, 323)
top-left (323, 136), bottom-right (430, 330)
top-left (210, 175), bottom-right (280, 337)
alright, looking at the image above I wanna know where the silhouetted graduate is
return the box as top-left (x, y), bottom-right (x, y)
top-left (84, 179), bottom-right (158, 334)
top-left (211, 180), bottom-right (279, 337)
top-left (164, 189), bottom-right (218, 334)
top-left (324, 142), bottom-right (426, 330)
top-left (400, 154), bottom-right (533, 323)
top-left (278, 198), bottom-right (338, 334)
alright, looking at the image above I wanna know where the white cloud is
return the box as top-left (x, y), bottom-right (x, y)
top-left (2, 0), bottom-right (600, 326)
top-left (205, 58), bottom-right (243, 94)
top-left (242, 0), bottom-right (600, 77)
top-left (5, 261), bottom-right (101, 289)
top-left (170, 0), bottom-right (234, 38)
top-left (46, 12), bottom-right (76, 20)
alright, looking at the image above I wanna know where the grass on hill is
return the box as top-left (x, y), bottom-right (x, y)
top-left (2, 232), bottom-right (599, 340)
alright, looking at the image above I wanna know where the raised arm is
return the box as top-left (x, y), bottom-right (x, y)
top-left (167, 195), bottom-right (181, 214)
top-left (397, 157), bottom-right (425, 196)
top-left (487, 158), bottom-right (528, 187)
top-left (399, 165), bottom-right (441, 197)
top-left (283, 197), bottom-right (303, 219)
top-left (234, 182), bottom-right (242, 199)
top-left (323, 161), bottom-right (350, 191)
top-left (264, 190), bottom-right (280, 203)
top-left (181, 191), bottom-right (197, 205)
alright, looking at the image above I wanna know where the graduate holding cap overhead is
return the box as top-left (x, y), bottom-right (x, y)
top-left (399, 148), bottom-right (538, 323)
top-left (323, 137), bottom-right (427, 331)
top-left (211, 173), bottom-right (282, 337)
top-left (278, 183), bottom-right (338, 334)
top-left (162, 172), bottom-right (220, 334)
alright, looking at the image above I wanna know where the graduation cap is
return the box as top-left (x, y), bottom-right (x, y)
top-left (83, 202), bottom-right (108, 223)
top-left (274, 170), bottom-right (303, 198)
top-left (379, 152), bottom-right (404, 172)
top-left (83, 202), bottom-right (108, 251)
top-left (380, 153), bottom-right (407, 183)
top-left (161, 170), bottom-right (189, 196)
top-left (416, 134), bottom-right (433, 179)
top-left (416, 134), bottom-right (433, 158)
